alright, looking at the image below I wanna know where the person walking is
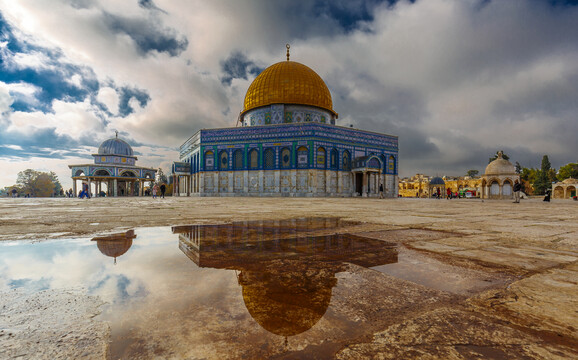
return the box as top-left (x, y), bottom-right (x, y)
top-left (160, 184), bottom-right (166, 198)
top-left (379, 184), bottom-right (384, 199)
top-left (513, 180), bottom-right (522, 203)
top-left (152, 185), bottom-right (158, 199)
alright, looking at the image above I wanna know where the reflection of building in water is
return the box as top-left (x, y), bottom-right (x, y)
top-left (92, 230), bottom-right (136, 264)
top-left (172, 219), bottom-right (397, 338)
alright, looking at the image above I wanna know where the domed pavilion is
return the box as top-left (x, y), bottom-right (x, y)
top-left (481, 151), bottom-right (519, 199)
top-left (171, 45), bottom-right (398, 197)
top-left (68, 133), bottom-right (157, 197)
top-left (428, 176), bottom-right (446, 198)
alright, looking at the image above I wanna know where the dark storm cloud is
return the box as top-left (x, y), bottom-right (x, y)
top-left (138, 0), bottom-right (167, 14)
top-left (310, 0), bottom-right (401, 32)
top-left (118, 86), bottom-right (151, 117)
top-left (220, 51), bottom-right (264, 86)
top-left (102, 12), bottom-right (188, 57)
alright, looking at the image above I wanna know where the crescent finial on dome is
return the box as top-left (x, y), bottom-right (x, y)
top-left (286, 44), bottom-right (290, 61)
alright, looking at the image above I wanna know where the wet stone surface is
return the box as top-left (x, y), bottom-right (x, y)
top-left (1, 216), bottom-right (577, 359)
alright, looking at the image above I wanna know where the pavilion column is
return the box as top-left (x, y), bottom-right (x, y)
top-left (73, 180), bottom-right (77, 197)
top-left (362, 171), bottom-right (368, 197)
top-left (187, 175), bottom-right (191, 196)
top-left (87, 178), bottom-right (92, 197)
top-left (140, 180), bottom-right (144, 196)
top-left (113, 179), bottom-right (118, 197)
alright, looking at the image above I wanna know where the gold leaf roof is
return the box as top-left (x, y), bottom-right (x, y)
top-left (241, 61), bottom-right (337, 118)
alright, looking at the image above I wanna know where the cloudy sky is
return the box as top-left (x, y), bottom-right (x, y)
top-left (1, 0), bottom-right (577, 189)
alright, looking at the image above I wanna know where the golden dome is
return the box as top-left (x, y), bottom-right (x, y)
top-left (241, 61), bottom-right (337, 118)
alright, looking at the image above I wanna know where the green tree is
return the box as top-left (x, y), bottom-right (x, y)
top-left (156, 167), bottom-right (168, 184)
top-left (33, 173), bottom-right (56, 197)
top-left (533, 155), bottom-right (553, 195)
top-left (466, 169), bottom-right (479, 178)
top-left (49, 171), bottom-right (63, 196)
top-left (557, 163), bottom-right (578, 181)
top-left (15, 169), bottom-right (59, 197)
top-left (489, 150), bottom-right (509, 163)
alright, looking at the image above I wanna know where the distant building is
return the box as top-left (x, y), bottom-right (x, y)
top-left (480, 151), bottom-right (519, 199)
top-left (68, 134), bottom-right (157, 197)
top-left (172, 47), bottom-right (399, 197)
top-left (552, 178), bottom-right (578, 199)
top-left (398, 174), bottom-right (481, 198)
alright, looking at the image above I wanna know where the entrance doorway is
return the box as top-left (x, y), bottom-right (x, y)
top-left (355, 173), bottom-right (363, 195)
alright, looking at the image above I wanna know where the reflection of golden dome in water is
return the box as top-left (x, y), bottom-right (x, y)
top-left (92, 230), bottom-right (136, 263)
top-left (238, 262), bottom-right (337, 337)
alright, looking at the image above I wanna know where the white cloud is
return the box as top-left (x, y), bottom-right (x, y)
top-left (96, 87), bottom-right (119, 114)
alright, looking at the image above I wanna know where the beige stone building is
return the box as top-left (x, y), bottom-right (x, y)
top-left (552, 178), bottom-right (578, 199)
top-left (399, 174), bottom-right (481, 198)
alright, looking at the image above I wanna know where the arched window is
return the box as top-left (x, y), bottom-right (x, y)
top-left (219, 150), bottom-right (228, 170)
top-left (317, 147), bottom-right (326, 169)
top-left (502, 181), bottom-right (512, 196)
top-left (94, 169), bottom-right (110, 176)
top-left (264, 148), bottom-right (275, 169)
top-left (297, 146), bottom-right (308, 168)
top-left (490, 181), bottom-right (500, 196)
top-left (205, 150), bottom-right (214, 170)
top-left (342, 151), bottom-right (351, 171)
top-left (233, 150), bottom-right (243, 170)
top-left (389, 155), bottom-right (395, 173)
top-left (281, 148), bottom-right (291, 168)
top-left (330, 149), bottom-right (338, 169)
top-left (249, 149), bottom-right (259, 169)
top-left (367, 157), bottom-right (380, 169)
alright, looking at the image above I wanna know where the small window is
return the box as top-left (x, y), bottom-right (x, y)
top-left (205, 150), bottom-right (214, 170)
top-left (219, 151), bottom-right (228, 170)
top-left (233, 150), bottom-right (243, 170)
top-left (342, 151), bottom-right (351, 171)
top-left (249, 149), bottom-right (259, 169)
top-left (297, 146), bottom-right (308, 168)
top-left (264, 149), bottom-right (275, 169)
top-left (317, 147), bottom-right (326, 169)
top-left (330, 149), bottom-right (337, 169)
top-left (281, 148), bottom-right (291, 168)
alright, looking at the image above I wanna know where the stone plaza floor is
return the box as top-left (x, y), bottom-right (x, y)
top-left (0, 197), bottom-right (576, 359)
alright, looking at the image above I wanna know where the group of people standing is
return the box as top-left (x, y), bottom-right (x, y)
top-left (151, 184), bottom-right (166, 199)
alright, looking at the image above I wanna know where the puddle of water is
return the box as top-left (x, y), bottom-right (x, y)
top-left (372, 246), bottom-right (509, 295)
top-left (0, 218), bottom-right (508, 359)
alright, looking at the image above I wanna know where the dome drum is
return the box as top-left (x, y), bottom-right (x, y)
top-left (241, 104), bottom-right (335, 127)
